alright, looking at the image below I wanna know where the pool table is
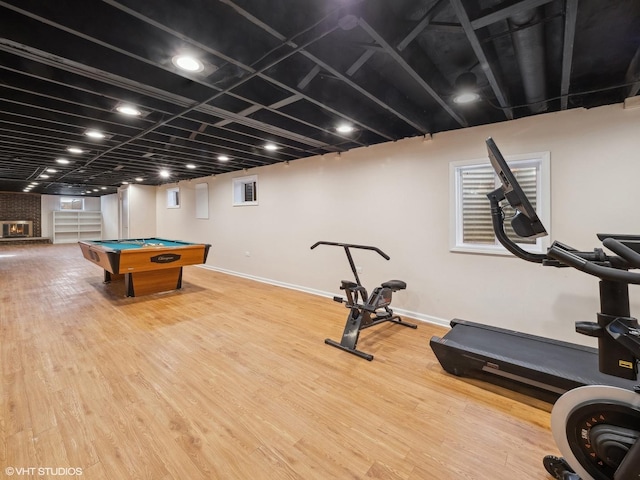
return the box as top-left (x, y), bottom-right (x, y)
top-left (78, 238), bottom-right (211, 297)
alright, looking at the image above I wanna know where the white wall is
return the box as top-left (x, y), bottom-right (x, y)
top-left (126, 184), bottom-right (157, 238)
top-left (154, 103), bottom-right (640, 347)
top-left (100, 193), bottom-right (119, 239)
top-left (41, 195), bottom-right (101, 238)
top-left (154, 182), bottom-right (212, 244)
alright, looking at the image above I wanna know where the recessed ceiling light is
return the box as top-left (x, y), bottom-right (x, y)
top-left (46, 168), bottom-right (58, 173)
top-left (453, 92), bottom-right (480, 104)
top-left (30, 182), bottom-right (39, 185)
top-left (101, 187), bottom-right (107, 190)
top-left (92, 189), bottom-right (99, 192)
top-left (135, 177), bottom-right (143, 182)
top-left (39, 174), bottom-right (50, 178)
top-left (453, 72), bottom-right (480, 104)
top-left (186, 164), bottom-right (196, 169)
top-left (172, 55), bottom-right (204, 72)
top-left (264, 143), bottom-right (279, 151)
top-left (56, 158), bottom-right (70, 164)
top-left (66, 147), bottom-right (85, 154)
top-left (115, 105), bottom-right (142, 116)
top-left (85, 130), bottom-right (106, 139)
top-left (336, 124), bottom-right (354, 133)
top-left (159, 170), bottom-right (170, 178)
top-left (86, 190), bottom-right (92, 194)
top-left (23, 189), bottom-right (30, 192)
top-left (121, 181), bottom-right (129, 185)
top-left (217, 155), bottom-right (229, 161)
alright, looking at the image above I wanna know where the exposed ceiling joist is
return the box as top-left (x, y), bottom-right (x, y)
top-left (560, 0), bottom-right (579, 110)
top-left (449, 0), bottom-right (514, 120)
top-left (0, 0), bottom-right (636, 195)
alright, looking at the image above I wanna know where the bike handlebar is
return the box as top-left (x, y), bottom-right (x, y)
top-left (310, 241), bottom-right (391, 260)
top-left (488, 188), bottom-right (639, 282)
top-left (602, 237), bottom-right (640, 268)
top-left (547, 240), bottom-right (640, 285)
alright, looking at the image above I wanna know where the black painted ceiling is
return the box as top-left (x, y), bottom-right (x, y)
top-left (0, 0), bottom-right (638, 196)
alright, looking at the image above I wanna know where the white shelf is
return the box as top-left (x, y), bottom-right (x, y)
top-left (53, 211), bottom-right (102, 244)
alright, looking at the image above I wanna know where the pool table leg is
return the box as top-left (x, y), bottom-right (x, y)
top-left (124, 273), bottom-right (135, 297)
top-left (103, 270), bottom-right (124, 284)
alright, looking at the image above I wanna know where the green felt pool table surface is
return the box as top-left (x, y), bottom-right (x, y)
top-left (84, 238), bottom-right (197, 250)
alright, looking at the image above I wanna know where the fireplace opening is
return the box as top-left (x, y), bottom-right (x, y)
top-left (0, 221), bottom-right (33, 238)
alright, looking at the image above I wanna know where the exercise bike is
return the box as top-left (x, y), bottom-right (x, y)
top-left (310, 241), bottom-right (417, 361)
top-left (485, 137), bottom-right (640, 479)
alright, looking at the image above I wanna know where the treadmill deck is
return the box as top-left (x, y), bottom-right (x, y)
top-left (430, 319), bottom-right (638, 403)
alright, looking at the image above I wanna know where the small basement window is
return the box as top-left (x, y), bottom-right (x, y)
top-left (167, 187), bottom-right (180, 208)
top-left (233, 175), bottom-right (258, 206)
top-left (60, 197), bottom-right (84, 210)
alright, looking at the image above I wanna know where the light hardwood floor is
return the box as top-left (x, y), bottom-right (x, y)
top-left (0, 243), bottom-right (558, 479)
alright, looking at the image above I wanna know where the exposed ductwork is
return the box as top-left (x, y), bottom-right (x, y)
top-left (509, 8), bottom-right (549, 113)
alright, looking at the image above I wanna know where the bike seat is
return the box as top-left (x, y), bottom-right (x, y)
top-left (340, 280), bottom-right (359, 289)
top-left (381, 280), bottom-right (406, 291)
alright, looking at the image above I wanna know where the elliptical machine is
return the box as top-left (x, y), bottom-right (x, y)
top-left (311, 241), bottom-right (417, 361)
top-left (485, 137), bottom-right (640, 479)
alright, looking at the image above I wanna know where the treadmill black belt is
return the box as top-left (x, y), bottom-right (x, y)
top-left (430, 319), bottom-right (639, 403)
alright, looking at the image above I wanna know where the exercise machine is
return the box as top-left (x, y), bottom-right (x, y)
top-left (429, 139), bottom-right (638, 403)
top-left (430, 318), bottom-right (638, 404)
top-left (440, 138), bottom-right (640, 479)
top-left (311, 241), bottom-right (417, 360)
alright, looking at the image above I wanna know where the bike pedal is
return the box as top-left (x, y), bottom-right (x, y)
top-left (542, 455), bottom-right (577, 480)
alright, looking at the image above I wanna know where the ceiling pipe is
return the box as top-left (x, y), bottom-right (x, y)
top-left (509, 8), bottom-right (548, 113)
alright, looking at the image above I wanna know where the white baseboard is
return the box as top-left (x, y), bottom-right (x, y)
top-left (197, 264), bottom-right (450, 328)
top-left (390, 308), bottom-right (450, 327)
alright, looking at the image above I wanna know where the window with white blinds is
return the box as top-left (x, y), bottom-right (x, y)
top-left (450, 152), bottom-right (550, 255)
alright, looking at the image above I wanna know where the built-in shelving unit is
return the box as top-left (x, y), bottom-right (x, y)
top-left (52, 211), bottom-right (102, 244)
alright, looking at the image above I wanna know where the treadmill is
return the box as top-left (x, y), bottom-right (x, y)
top-left (430, 138), bottom-right (640, 403)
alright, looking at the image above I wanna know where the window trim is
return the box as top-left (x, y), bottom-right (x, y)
top-left (449, 151), bottom-right (551, 256)
top-left (166, 186), bottom-right (180, 209)
top-left (232, 174), bottom-right (258, 206)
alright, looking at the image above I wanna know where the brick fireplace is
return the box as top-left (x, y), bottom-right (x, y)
top-left (0, 193), bottom-right (43, 241)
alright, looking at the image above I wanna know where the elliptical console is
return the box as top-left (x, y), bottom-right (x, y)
top-left (485, 137), bottom-right (640, 480)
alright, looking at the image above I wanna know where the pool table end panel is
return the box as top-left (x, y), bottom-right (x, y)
top-left (78, 241), bottom-right (120, 274)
